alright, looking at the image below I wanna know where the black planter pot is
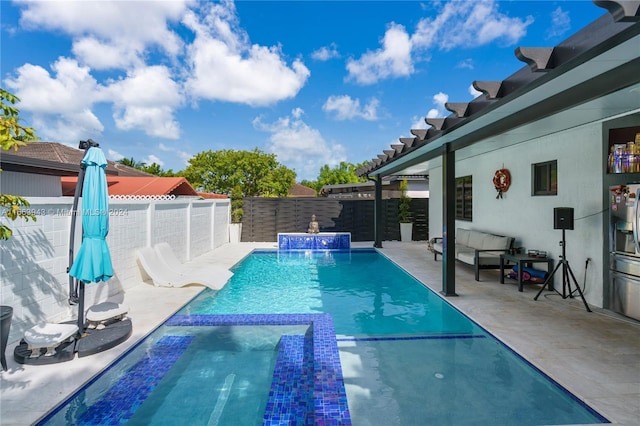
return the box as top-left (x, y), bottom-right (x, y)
top-left (1, 305), bottom-right (13, 371)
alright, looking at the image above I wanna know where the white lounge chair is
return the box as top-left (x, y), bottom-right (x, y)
top-left (154, 242), bottom-right (234, 281)
top-left (137, 246), bottom-right (231, 290)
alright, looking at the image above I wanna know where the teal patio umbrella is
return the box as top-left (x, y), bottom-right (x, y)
top-left (68, 146), bottom-right (113, 332)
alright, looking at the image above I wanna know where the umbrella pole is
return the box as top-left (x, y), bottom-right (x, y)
top-left (67, 157), bottom-right (88, 305)
top-left (77, 281), bottom-right (86, 334)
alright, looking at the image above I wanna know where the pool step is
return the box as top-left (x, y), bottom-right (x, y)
top-left (263, 333), bottom-right (314, 425)
top-left (76, 335), bottom-right (194, 425)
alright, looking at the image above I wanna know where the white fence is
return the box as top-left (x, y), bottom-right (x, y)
top-left (0, 197), bottom-right (230, 344)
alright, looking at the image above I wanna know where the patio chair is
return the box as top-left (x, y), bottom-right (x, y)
top-left (136, 246), bottom-right (231, 290)
top-left (153, 242), bottom-right (234, 281)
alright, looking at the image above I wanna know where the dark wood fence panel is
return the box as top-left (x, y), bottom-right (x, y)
top-left (241, 198), bottom-right (429, 242)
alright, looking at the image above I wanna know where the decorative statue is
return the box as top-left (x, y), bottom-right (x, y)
top-left (307, 214), bottom-right (320, 234)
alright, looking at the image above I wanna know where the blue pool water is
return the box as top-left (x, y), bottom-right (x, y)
top-left (40, 249), bottom-right (608, 425)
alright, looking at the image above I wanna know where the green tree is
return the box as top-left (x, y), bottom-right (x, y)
top-left (304, 161), bottom-right (368, 193)
top-left (117, 158), bottom-right (175, 177)
top-left (182, 149), bottom-right (296, 221)
top-left (117, 157), bottom-right (145, 169)
top-left (299, 179), bottom-right (321, 193)
top-left (0, 88), bottom-right (38, 239)
top-left (141, 162), bottom-right (175, 177)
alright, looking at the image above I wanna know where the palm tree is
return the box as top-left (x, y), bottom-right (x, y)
top-left (117, 157), bottom-right (146, 169)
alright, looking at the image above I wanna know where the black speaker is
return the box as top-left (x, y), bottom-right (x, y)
top-left (553, 207), bottom-right (574, 230)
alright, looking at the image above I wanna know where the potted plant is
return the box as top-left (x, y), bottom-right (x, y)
top-left (398, 178), bottom-right (413, 242)
top-left (229, 185), bottom-right (243, 243)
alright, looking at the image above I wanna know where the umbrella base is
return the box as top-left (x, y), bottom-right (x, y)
top-left (77, 318), bottom-right (132, 357)
top-left (14, 319), bottom-right (132, 365)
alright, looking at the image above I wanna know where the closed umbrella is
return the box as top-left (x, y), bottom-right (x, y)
top-left (69, 146), bottom-right (113, 332)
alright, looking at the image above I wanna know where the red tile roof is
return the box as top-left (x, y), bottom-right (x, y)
top-left (288, 183), bottom-right (316, 197)
top-left (61, 176), bottom-right (199, 197)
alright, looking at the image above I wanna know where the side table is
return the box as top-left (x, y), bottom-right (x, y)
top-left (500, 254), bottom-right (554, 292)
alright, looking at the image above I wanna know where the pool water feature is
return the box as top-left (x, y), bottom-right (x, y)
top-left (39, 249), bottom-right (608, 425)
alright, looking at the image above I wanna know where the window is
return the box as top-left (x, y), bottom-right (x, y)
top-left (532, 160), bottom-right (557, 196)
top-left (456, 175), bottom-right (472, 221)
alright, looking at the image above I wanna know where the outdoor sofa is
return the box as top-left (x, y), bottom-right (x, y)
top-left (433, 228), bottom-right (514, 281)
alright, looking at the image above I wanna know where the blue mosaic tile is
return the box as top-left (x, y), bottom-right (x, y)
top-left (166, 313), bottom-right (351, 425)
top-left (277, 233), bottom-right (351, 250)
top-left (76, 335), bottom-right (194, 425)
top-left (263, 334), bottom-right (313, 425)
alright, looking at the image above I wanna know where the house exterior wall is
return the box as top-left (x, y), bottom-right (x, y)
top-left (0, 197), bottom-right (230, 344)
top-left (429, 122), bottom-right (605, 307)
top-left (0, 171), bottom-right (63, 196)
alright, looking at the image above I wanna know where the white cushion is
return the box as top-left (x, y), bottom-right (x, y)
top-left (457, 251), bottom-right (502, 265)
top-left (481, 234), bottom-right (510, 250)
top-left (456, 247), bottom-right (475, 259)
top-left (86, 302), bottom-right (128, 322)
top-left (467, 231), bottom-right (487, 249)
top-left (456, 229), bottom-right (470, 246)
top-left (24, 323), bottom-right (78, 348)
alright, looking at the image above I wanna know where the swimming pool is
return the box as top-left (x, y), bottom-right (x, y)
top-left (39, 249), bottom-right (608, 425)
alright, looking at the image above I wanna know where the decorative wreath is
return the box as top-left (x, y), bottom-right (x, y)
top-left (493, 168), bottom-right (511, 199)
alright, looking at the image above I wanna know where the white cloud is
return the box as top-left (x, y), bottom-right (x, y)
top-left (347, 1), bottom-right (532, 84)
top-left (433, 92), bottom-right (448, 109)
top-left (108, 149), bottom-right (125, 161)
top-left (412, 1), bottom-right (533, 51)
top-left (424, 92), bottom-right (449, 119)
top-left (106, 65), bottom-right (183, 138)
top-left (469, 84), bottom-right (482, 99)
top-left (322, 95), bottom-right (379, 121)
top-left (16, 0), bottom-right (190, 70)
top-left (4, 58), bottom-right (105, 144)
top-left (456, 58), bottom-right (474, 70)
top-left (177, 150), bottom-right (193, 164)
top-left (156, 143), bottom-right (192, 167)
top-left (253, 109), bottom-right (347, 181)
top-left (426, 109), bottom-right (440, 119)
top-left (346, 23), bottom-right (413, 85)
top-left (291, 107), bottom-right (304, 119)
top-left (547, 7), bottom-right (571, 39)
top-left (410, 115), bottom-right (428, 130)
top-left (311, 43), bottom-right (340, 61)
top-left (183, 1), bottom-right (310, 106)
top-left (143, 154), bottom-right (164, 166)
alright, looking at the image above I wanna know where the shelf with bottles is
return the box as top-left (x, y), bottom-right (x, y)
top-left (607, 127), bottom-right (640, 174)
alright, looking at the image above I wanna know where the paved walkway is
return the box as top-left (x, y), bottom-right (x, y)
top-left (0, 242), bottom-right (638, 425)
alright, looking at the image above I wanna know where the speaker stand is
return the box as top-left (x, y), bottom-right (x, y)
top-left (534, 229), bottom-right (591, 312)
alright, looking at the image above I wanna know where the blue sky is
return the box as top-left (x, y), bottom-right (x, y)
top-left (1, 1), bottom-right (605, 181)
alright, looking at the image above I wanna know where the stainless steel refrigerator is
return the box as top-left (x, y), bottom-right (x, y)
top-left (609, 183), bottom-right (640, 321)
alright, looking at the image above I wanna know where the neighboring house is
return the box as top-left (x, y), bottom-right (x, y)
top-left (357, 2), bottom-right (640, 319)
top-left (0, 141), bottom-right (231, 342)
top-left (320, 176), bottom-right (428, 199)
top-left (61, 176), bottom-right (202, 198)
top-left (0, 141), bottom-right (152, 197)
top-left (1, 141), bottom-right (226, 200)
top-left (288, 183), bottom-right (316, 198)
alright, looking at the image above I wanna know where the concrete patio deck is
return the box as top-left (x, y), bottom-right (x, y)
top-left (0, 241), bottom-right (638, 425)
